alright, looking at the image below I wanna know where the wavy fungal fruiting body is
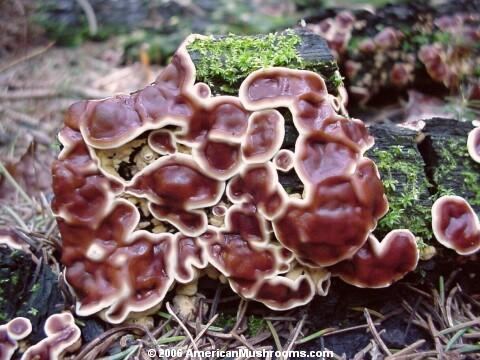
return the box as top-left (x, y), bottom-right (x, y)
top-left (52, 34), bottom-right (419, 323)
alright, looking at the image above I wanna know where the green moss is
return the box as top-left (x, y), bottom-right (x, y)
top-left (213, 313), bottom-right (237, 330)
top-left (432, 31), bottom-right (452, 45)
top-left (11, 274), bottom-right (19, 286)
top-left (31, 283), bottom-right (40, 294)
top-left (246, 315), bottom-right (266, 336)
top-left (27, 307), bottom-right (39, 316)
top-left (434, 138), bottom-right (480, 209)
top-left (416, 237), bottom-right (429, 252)
top-left (395, 26), bottom-right (452, 53)
top-left (329, 71), bottom-right (344, 90)
top-left (411, 34), bottom-right (431, 47)
top-left (188, 30), bottom-right (303, 95)
top-left (474, 66), bottom-right (480, 77)
top-left (213, 313), bottom-right (265, 335)
top-left (306, 60), bottom-right (341, 95)
top-left (188, 31), bottom-right (341, 95)
top-left (369, 145), bottom-right (433, 242)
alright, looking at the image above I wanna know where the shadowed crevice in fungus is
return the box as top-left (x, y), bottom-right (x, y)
top-left (52, 34), bottom-right (420, 323)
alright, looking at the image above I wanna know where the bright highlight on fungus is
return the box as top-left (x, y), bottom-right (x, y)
top-left (52, 34), bottom-right (420, 323)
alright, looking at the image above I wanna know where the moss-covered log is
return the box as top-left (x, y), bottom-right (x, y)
top-left (366, 120), bottom-right (480, 249)
top-left (187, 30), bottom-right (341, 95)
top-left (422, 119), bottom-right (480, 213)
top-left (367, 124), bottom-right (433, 243)
top-left (368, 119), bottom-right (480, 249)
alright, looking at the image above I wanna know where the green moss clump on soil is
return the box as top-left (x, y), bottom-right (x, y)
top-left (369, 145), bottom-right (433, 243)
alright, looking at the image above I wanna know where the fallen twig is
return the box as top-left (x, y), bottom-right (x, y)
top-left (364, 308), bottom-right (392, 356)
top-left (386, 339), bottom-right (426, 359)
top-left (166, 302), bottom-right (199, 356)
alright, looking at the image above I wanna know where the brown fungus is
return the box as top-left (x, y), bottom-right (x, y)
top-left (200, 205), bottom-right (316, 310)
top-left (241, 110), bottom-right (285, 164)
top-left (373, 27), bottom-right (403, 49)
top-left (148, 130), bottom-right (177, 155)
top-left (390, 63), bottom-right (413, 87)
top-left (432, 195), bottom-right (480, 255)
top-left (126, 154), bottom-right (225, 236)
top-left (53, 34), bottom-right (420, 320)
top-left (307, 11), bottom-right (356, 55)
top-left (418, 45), bottom-right (447, 82)
top-left (21, 313), bottom-right (80, 360)
top-left (0, 317), bottom-right (32, 360)
top-left (52, 35), bottom-right (251, 321)
top-left (273, 149), bottom-right (295, 172)
top-left (239, 67), bottom-right (388, 267)
top-left (329, 230), bottom-right (419, 288)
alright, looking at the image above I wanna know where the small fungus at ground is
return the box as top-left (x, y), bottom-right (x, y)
top-left (373, 27), bottom-right (403, 49)
top-left (20, 312), bottom-right (81, 360)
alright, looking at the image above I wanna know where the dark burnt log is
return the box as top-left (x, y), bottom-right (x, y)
top-left (0, 246), bottom-right (65, 342)
top-left (0, 246), bottom-right (106, 346)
